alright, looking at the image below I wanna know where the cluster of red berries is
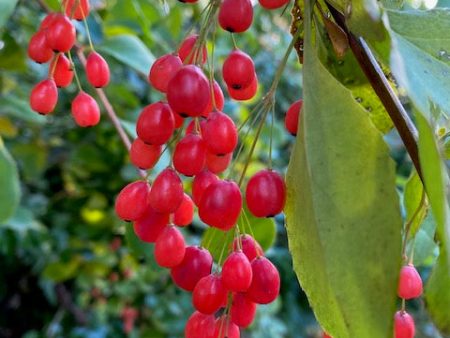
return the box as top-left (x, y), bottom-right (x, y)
top-left (28, 0), bottom-right (110, 127)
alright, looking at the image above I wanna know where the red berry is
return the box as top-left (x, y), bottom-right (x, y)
top-left (232, 234), bottom-right (263, 261)
top-left (193, 274), bottom-right (227, 314)
top-left (30, 79), bottom-right (58, 115)
top-left (199, 180), bottom-right (242, 230)
top-left (218, 0), bottom-right (253, 33)
top-left (173, 193), bottom-right (194, 227)
top-left (192, 170), bottom-right (219, 207)
top-left (185, 312), bottom-right (215, 338)
top-left (228, 74), bottom-right (258, 101)
top-left (213, 316), bottom-right (240, 338)
top-left (285, 99), bottom-right (302, 136)
top-left (205, 152), bottom-right (232, 174)
top-left (130, 138), bottom-right (162, 170)
top-left (394, 311), bottom-right (415, 338)
top-left (136, 102), bottom-right (175, 145)
top-left (398, 264), bottom-right (423, 300)
top-left (28, 31), bottom-right (53, 63)
top-left (71, 91), bottom-right (101, 127)
top-left (246, 169), bottom-right (286, 217)
top-left (259, 0), bottom-right (290, 9)
top-left (149, 168), bottom-right (184, 213)
top-left (323, 333), bottom-right (332, 338)
top-left (155, 225), bottom-right (186, 268)
top-left (115, 181), bottom-right (151, 221)
top-left (178, 35), bottom-right (207, 65)
top-left (173, 110), bottom-right (184, 129)
top-left (247, 256), bottom-right (280, 304)
top-left (40, 13), bottom-right (58, 31)
top-left (52, 54), bottom-right (74, 88)
top-left (149, 53), bottom-right (183, 93)
top-left (86, 51), bottom-right (110, 88)
top-left (186, 118), bottom-right (207, 135)
top-left (167, 65), bottom-right (211, 118)
top-left (63, 0), bottom-right (90, 20)
top-left (230, 293), bottom-right (257, 328)
top-left (45, 14), bottom-right (76, 53)
top-left (201, 81), bottom-right (225, 118)
top-left (173, 134), bottom-right (207, 177)
top-left (171, 246), bottom-right (213, 291)
top-left (203, 111), bottom-right (238, 155)
top-left (222, 251), bottom-right (253, 292)
top-left (223, 50), bottom-right (255, 90)
top-left (133, 208), bottom-right (169, 243)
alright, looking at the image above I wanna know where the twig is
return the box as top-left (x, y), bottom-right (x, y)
top-left (55, 284), bottom-right (88, 325)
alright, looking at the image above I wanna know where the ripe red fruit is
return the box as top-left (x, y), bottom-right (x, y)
top-left (398, 264), bottom-right (423, 300)
top-left (173, 134), bottom-right (207, 177)
top-left (149, 54), bottom-right (182, 93)
top-left (115, 181), bottom-right (151, 221)
top-left (133, 207), bottom-right (169, 243)
top-left (228, 75), bottom-right (258, 101)
top-left (233, 234), bottom-right (263, 261)
top-left (214, 316), bottom-right (240, 338)
top-left (394, 311), bottom-right (415, 338)
top-left (28, 31), bottom-right (53, 63)
top-left (171, 246), bottom-right (213, 291)
top-left (193, 274), bottom-right (227, 314)
top-left (230, 293), bottom-right (257, 328)
top-left (204, 111), bottom-right (238, 155)
top-left (201, 81), bottom-right (225, 117)
top-left (86, 51), bottom-right (110, 88)
top-left (218, 0), bottom-right (253, 33)
top-left (45, 14), bottom-right (76, 52)
top-left (136, 102), bottom-right (175, 145)
top-left (192, 170), bottom-right (219, 206)
top-left (323, 333), bottom-right (332, 338)
top-left (40, 13), bottom-right (58, 31)
top-left (185, 312), bottom-right (215, 338)
top-left (259, 0), bottom-right (290, 9)
top-left (51, 54), bottom-right (74, 88)
top-left (30, 79), bottom-right (58, 115)
top-left (155, 225), bottom-right (186, 268)
top-left (222, 251), bottom-right (253, 292)
top-left (205, 152), bottom-right (232, 174)
top-left (285, 99), bottom-right (302, 136)
top-left (130, 138), bottom-right (162, 170)
top-left (173, 193), bottom-right (194, 226)
top-left (246, 169), bottom-right (286, 217)
top-left (149, 168), bottom-right (184, 213)
top-left (223, 50), bottom-right (255, 90)
top-left (71, 91), bottom-right (101, 127)
top-left (63, 0), bottom-right (90, 20)
top-left (247, 256), bottom-right (280, 304)
top-left (178, 35), bottom-right (207, 65)
top-left (199, 180), bottom-right (242, 230)
top-left (167, 65), bottom-right (211, 118)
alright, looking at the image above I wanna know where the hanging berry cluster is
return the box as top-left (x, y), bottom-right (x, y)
top-left (28, 0), bottom-right (110, 127)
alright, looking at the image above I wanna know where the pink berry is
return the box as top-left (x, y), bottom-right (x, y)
top-left (259, 0), bottom-right (290, 9)
top-left (185, 312), bottom-right (215, 338)
top-left (173, 134), bottom-right (207, 177)
top-left (203, 111), bottom-right (238, 155)
top-left (30, 79), bottom-right (58, 115)
top-left (148, 53), bottom-right (183, 93)
top-left (52, 54), bottom-right (74, 88)
top-left (285, 100), bottom-right (302, 136)
top-left (223, 50), bottom-right (255, 90)
top-left (155, 225), bottom-right (186, 268)
top-left (136, 102), bottom-right (175, 145)
top-left (86, 51), bottom-right (110, 88)
top-left (193, 274), bottom-right (227, 314)
top-left (222, 251), bottom-right (253, 292)
top-left (213, 316), bottom-right (240, 338)
top-left (398, 264), bottom-right (423, 300)
top-left (133, 208), bottom-right (169, 243)
top-left (394, 311), bottom-right (415, 338)
top-left (232, 234), bottom-right (263, 261)
top-left (149, 168), bottom-right (184, 213)
top-left (205, 152), bottom-right (232, 174)
top-left (45, 14), bottom-right (76, 52)
top-left (230, 293), bottom-right (257, 328)
top-left (115, 181), bottom-right (151, 221)
top-left (228, 74), bottom-right (258, 101)
top-left (28, 31), bottom-right (53, 63)
top-left (178, 35), bottom-right (207, 65)
top-left (247, 256), bottom-right (280, 304)
top-left (192, 170), bottom-right (219, 207)
top-left (173, 193), bottom-right (194, 227)
top-left (71, 91), bottom-right (101, 127)
top-left (218, 0), bottom-right (253, 33)
top-left (130, 138), bottom-right (162, 170)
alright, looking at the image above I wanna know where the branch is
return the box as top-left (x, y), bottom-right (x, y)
top-left (55, 284), bottom-right (88, 325)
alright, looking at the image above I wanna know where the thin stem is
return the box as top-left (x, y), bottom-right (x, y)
top-left (231, 33), bottom-right (238, 49)
top-left (269, 101), bottom-right (275, 169)
top-left (49, 53), bottom-right (61, 79)
top-left (67, 51), bottom-right (83, 91)
top-left (80, 6), bottom-right (95, 51)
top-left (401, 189), bottom-right (426, 260)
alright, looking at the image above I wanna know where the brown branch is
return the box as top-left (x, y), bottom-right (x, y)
top-left (55, 284), bottom-right (88, 325)
top-left (326, 4), bottom-right (423, 182)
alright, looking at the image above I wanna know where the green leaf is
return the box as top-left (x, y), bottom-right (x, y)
top-left (0, 95), bottom-right (46, 125)
top-left (403, 171), bottom-right (427, 237)
top-left (0, 0), bottom-right (18, 29)
top-left (98, 35), bottom-right (155, 75)
top-left (411, 213), bottom-right (437, 267)
top-left (43, 256), bottom-right (83, 282)
top-left (285, 4), bottom-right (402, 337)
top-left (0, 137), bottom-right (20, 223)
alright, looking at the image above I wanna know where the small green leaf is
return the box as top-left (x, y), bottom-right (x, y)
top-left (403, 171), bottom-right (427, 237)
top-left (0, 137), bottom-right (20, 223)
top-left (43, 256), bottom-right (83, 282)
top-left (0, 0), bottom-right (18, 29)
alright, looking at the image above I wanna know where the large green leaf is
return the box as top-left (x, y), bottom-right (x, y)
top-left (0, 136), bottom-right (20, 223)
top-left (0, 95), bottom-right (46, 125)
top-left (285, 3), bottom-right (402, 337)
top-left (0, 0), bottom-right (18, 29)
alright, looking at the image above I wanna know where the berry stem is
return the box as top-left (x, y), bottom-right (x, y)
top-left (67, 51), bottom-right (83, 91)
top-left (49, 53), bottom-right (61, 79)
top-left (401, 188), bottom-right (426, 261)
top-left (80, 7), bottom-right (95, 51)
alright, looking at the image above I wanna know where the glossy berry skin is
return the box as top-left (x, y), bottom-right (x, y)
top-left (28, 31), bottom-right (53, 63)
top-left (398, 264), bottom-right (423, 300)
top-left (202, 81), bottom-right (225, 118)
top-left (199, 180), bottom-right (242, 230)
top-left (233, 234), bottom-right (263, 261)
top-left (149, 54), bottom-right (182, 93)
top-left (205, 152), bottom-right (232, 174)
top-left (192, 170), bottom-right (219, 207)
top-left (178, 35), bottom-right (207, 65)
top-left (52, 54), bottom-right (74, 88)
top-left (167, 65), bottom-right (210, 118)
top-left (63, 0), bottom-right (90, 20)
top-left (219, 0), bottom-right (253, 33)
top-left (247, 256), bottom-right (280, 304)
top-left (228, 75), bottom-right (258, 101)
top-left (136, 102), bottom-right (175, 145)
top-left (193, 274), bottom-right (227, 314)
top-left (223, 50), bottom-right (255, 90)
top-left (231, 293), bottom-right (257, 328)
top-left (71, 91), bottom-right (100, 127)
top-left (173, 134), bottom-right (207, 177)
top-left (173, 193), bottom-right (194, 226)
top-left (171, 246), bottom-right (213, 291)
top-left (149, 168), bottom-right (184, 213)
top-left (246, 169), bottom-right (286, 217)
top-left (155, 225), bottom-right (186, 268)
top-left (133, 208), bottom-right (169, 243)
top-left (45, 14), bottom-right (76, 53)
top-left (394, 311), bottom-right (415, 338)
top-left (30, 79), bottom-right (58, 115)
top-left (323, 333), bottom-right (332, 338)
top-left (130, 138), bottom-right (162, 170)
top-left (115, 181), bottom-right (151, 221)
top-left (185, 312), bottom-right (215, 338)
top-left (204, 111), bottom-right (238, 155)
top-left (222, 251), bottom-right (253, 292)
top-left (86, 51), bottom-right (110, 88)
top-left (40, 13), bottom-right (58, 31)
top-left (213, 316), bottom-right (240, 338)
top-left (285, 99), bottom-right (302, 136)
top-left (259, 0), bottom-right (290, 9)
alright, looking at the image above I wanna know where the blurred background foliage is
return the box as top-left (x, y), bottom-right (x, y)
top-left (0, 0), bottom-right (443, 337)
